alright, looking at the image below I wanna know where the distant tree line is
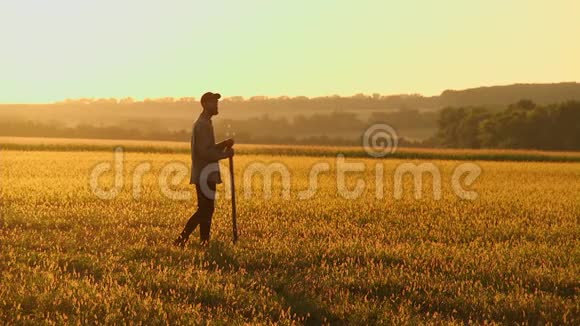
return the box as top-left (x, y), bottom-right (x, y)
top-left (0, 110), bottom-right (430, 147)
top-left (49, 82), bottom-right (580, 110)
top-left (2, 97), bottom-right (579, 151)
top-left (431, 100), bottom-right (580, 150)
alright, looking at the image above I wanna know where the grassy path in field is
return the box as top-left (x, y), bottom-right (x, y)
top-left (1, 136), bottom-right (580, 162)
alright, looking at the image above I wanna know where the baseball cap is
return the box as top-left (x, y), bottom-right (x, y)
top-left (201, 92), bottom-right (221, 103)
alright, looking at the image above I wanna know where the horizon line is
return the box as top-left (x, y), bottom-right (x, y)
top-left (1, 81), bottom-right (577, 105)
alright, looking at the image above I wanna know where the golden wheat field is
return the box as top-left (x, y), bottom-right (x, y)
top-left (1, 144), bottom-right (579, 324)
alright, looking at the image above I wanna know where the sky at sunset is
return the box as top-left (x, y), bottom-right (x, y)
top-left (1, 0), bottom-right (579, 103)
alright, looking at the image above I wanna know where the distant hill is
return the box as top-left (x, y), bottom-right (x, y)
top-left (435, 82), bottom-right (580, 108)
top-left (1, 82), bottom-right (579, 115)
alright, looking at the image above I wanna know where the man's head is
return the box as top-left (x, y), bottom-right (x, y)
top-left (200, 92), bottom-right (221, 116)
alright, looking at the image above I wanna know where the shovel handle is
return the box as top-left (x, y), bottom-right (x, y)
top-left (229, 156), bottom-right (238, 243)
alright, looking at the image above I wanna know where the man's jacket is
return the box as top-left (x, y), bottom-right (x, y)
top-left (190, 116), bottom-right (223, 185)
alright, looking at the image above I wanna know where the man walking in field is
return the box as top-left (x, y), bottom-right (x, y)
top-left (174, 92), bottom-right (234, 247)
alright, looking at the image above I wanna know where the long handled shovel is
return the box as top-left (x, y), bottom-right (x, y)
top-left (229, 156), bottom-right (238, 244)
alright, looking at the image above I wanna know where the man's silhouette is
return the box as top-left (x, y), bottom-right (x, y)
top-left (174, 92), bottom-right (234, 247)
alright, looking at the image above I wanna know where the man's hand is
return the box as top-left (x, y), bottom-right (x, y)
top-left (223, 138), bottom-right (235, 148)
top-left (217, 138), bottom-right (235, 150)
top-left (224, 147), bottom-right (234, 158)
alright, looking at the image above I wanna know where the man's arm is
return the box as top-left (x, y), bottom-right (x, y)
top-left (195, 123), bottom-right (232, 161)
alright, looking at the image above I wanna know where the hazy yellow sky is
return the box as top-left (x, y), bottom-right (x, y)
top-left (1, 0), bottom-right (579, 103)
